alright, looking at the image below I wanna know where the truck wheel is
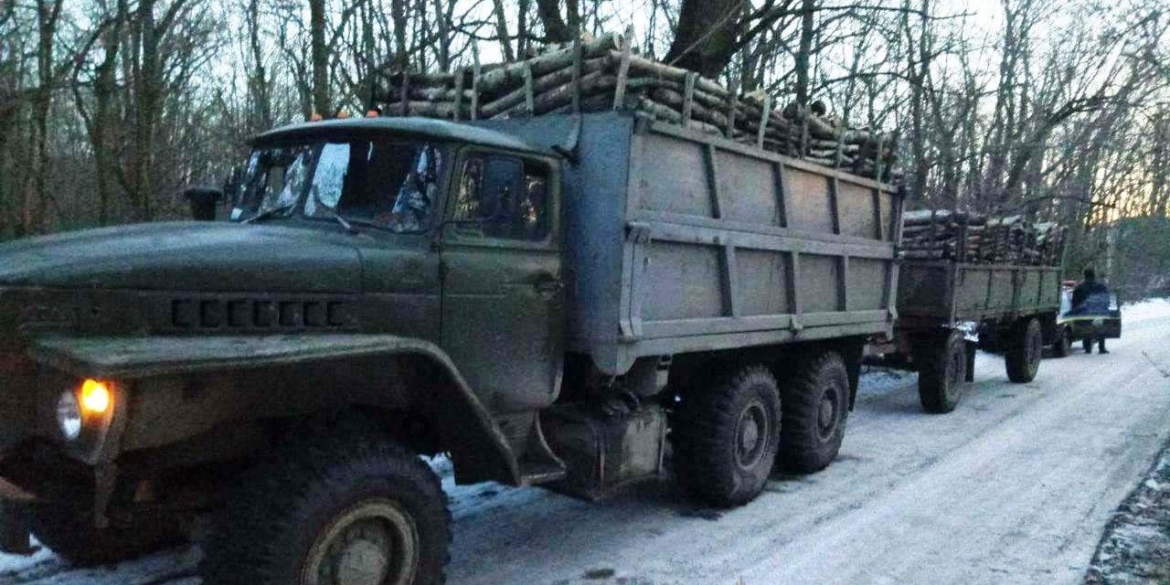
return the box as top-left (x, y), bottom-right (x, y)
top-left (202, 434), bottom-right (450, 585)
top-left (1006, 318), bottom-right (1043, 383)
top-left (1052, 326), bottom-right (1071, 358)
top-left (779, 351), bottom-right (850, 473)
top-left (27, 504), bottom-right (183, 566)
top-left (673, 365), bottom-right (780, 508)
top-left (915, 330), bottom-right (968, 414)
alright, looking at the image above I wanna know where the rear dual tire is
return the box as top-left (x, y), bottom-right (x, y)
top-left (778, 352), bottom-right (851, 473)
top-left (673, 365), bottom-right (781, 508)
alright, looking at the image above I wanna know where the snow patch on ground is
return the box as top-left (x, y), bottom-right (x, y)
top-left (0, 541), bottom-right (200, 585)
top-left (1121, 297), bottom-right (1170, 322)
top-left (1084, 441), bottom-right (1170, 585)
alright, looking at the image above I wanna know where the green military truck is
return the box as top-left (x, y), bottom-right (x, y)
top-left (0, 111), bottom-right (900, 584)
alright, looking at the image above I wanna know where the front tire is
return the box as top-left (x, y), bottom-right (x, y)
top-left (915, 329), bottom-right (968, 414)
top-left (28, 504), bottom-right (183, 566)
top-left (202, 433), bottom-right (450, 585)
top-left (778, 351), bottom-right (851, 473)
top-left (673, 364), bottom-right (781, 508)
top-left (1006, 318), bottom-right (1043, 383)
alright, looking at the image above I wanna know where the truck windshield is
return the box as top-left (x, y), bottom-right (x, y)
top-left (232, 139), bottom-right (445, 233)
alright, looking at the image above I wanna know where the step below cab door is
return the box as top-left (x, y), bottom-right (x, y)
top-left (439, 149), bottom-right (564, 415)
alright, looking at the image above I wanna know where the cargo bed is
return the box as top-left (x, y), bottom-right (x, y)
top-left (897, 261), bottom-right (1061, 329)
top-left (478, 112), bottom-right (902, 375)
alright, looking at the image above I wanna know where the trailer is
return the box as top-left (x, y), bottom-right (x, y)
top-left (872, 252), bottom-right (1062, 413)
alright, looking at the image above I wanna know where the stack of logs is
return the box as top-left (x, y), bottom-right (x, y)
top-left (901, 209), bottom-right (1066, 266)
top-left (372, 32), bottom-right (898, 181)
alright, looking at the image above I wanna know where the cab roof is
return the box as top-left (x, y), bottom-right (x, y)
top-left (250, 116), bottom-right (549, 156)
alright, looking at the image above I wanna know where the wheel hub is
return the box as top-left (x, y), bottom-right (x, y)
top-left (818, 397), bottom-right (834, 430)
top-left (304, 500), bottom-right (418, 585)
top-left (735, 401), bottom-right (769, 470)
top-left (1027, 330), bottom-right (1041, 369)
top-left (741, 417), bottom-right (760, 453)
top-left (948, 348), bottom-right (965, 387)
top-left (333, 526), bottom-right (390, 585)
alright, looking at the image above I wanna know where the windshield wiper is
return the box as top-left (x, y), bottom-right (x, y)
top-left (322, 206), bottom-right (358, 235)
top-left (307, 184), bottom-right (359, 235)
top-left (243, 202), bottom-right (297, 224)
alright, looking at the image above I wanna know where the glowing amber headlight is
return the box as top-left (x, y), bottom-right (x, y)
top-left (80, 379), bottom-right (112, 415)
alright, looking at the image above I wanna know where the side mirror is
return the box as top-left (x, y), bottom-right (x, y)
top-left (184, 187), bottom-right (224, 221)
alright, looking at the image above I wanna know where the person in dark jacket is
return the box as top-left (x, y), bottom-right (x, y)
top-left (1071, 268), bottom-right (1110, 354)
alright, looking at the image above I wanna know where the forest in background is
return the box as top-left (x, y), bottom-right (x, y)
top-left (2, 0), bottom-right (1170, 292)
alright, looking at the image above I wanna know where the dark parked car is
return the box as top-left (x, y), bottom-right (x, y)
top-left (1052, 285), bottom-right (1122, 356)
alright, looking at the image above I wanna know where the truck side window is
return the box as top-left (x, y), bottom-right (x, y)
top-left (454, 154), bottom-right (548, 240)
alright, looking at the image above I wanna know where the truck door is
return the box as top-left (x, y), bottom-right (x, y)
top-left (440, 150), bottom-right (564, 414)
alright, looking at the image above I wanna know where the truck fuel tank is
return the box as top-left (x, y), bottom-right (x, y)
top-left (540, 402), bottom-right (667, 501)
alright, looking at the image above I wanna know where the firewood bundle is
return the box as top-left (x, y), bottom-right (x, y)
top-left (371, 32), bottom-right (898, 181)
top-left (901, 210), bottom-right (1066, 266)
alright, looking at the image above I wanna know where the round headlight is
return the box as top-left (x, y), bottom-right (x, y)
top-left (56, 391), bottom-right (82, 441)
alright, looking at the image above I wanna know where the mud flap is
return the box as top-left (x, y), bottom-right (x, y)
top-left (0, 501), bottom-right (33, 555)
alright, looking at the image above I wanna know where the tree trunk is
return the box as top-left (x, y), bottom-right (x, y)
top-left (793, 0), bottom-right (815, 106)
top-left (490, 0), bottom-right (515, 62)
top-left (664, 0), bottom-right (744, 79)
top-left (93, 0), bottom-right (127, 225)
top-left (535, 0), bottom-right (574, 44)
top-left (390, 0), bottom-right (409, 69)
top-left (25, 0), bottom-right (64, 234)
top-left (247, 0), bottom-right (272, 129)
top-left (133, 0), bottom-right (161, 221)
top-left (309, 0), bottom-right (330, 115)
top-left (431, 0), bottom-right (451, 70)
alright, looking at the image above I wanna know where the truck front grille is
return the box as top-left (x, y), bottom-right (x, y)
top-left (167, 297), bottom-right (351, 332)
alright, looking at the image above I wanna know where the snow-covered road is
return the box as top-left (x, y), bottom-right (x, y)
top-left (4, 300), bottom-right (1170, 585)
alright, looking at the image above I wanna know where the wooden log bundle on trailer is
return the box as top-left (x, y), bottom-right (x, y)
top-left (370, 31), bottom-right (898, 181)
top-left (900, 209), bottom-right (1065, 266)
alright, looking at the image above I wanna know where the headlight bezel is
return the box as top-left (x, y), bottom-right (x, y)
top-left (55, 390), bottom-right (83, 441)
top-left (47, 376), bottom-right (121, 464)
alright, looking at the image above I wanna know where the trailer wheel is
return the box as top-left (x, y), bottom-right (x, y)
top-left (673, 365), bottom-right (780, 508)
top-left (1052, 326), bottom-right (1071, 358)
top-left (1006, 318), bottom-right (1043, 383)
top-left (778, 351), bottom-right (850, 473)
top-left (202, 432), bottom-right (450, 585)
top-left (914, 330), bottom-right (968, 414)
top-left (27, 504), bottom-right (183, 566)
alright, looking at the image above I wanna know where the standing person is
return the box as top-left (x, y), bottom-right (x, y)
top-left (1071, 268), bottom-right (1111, 354)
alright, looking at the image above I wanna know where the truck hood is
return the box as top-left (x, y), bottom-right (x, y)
top-left (0, 222), bottom-right (363, 293)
